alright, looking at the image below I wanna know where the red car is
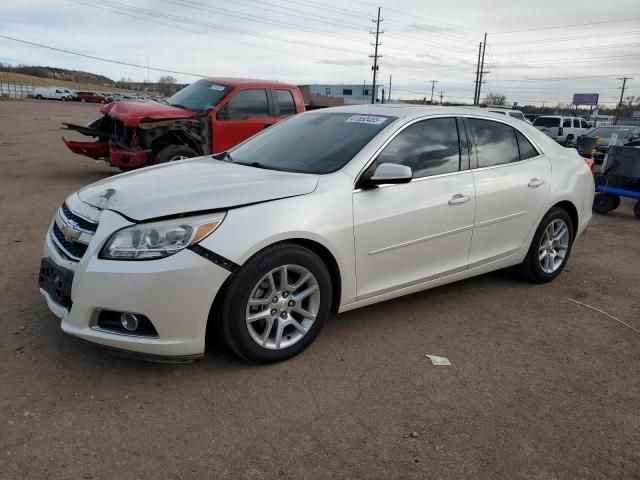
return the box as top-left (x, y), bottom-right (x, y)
top-left (62, 78), bottom-right (305, 170)
top-left (74, 91), bottom-right (108, 104)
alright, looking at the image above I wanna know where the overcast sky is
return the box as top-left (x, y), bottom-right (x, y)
top-left (1, 0), bottom-right (639, 105)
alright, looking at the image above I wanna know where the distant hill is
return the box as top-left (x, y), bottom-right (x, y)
top-left (0, 64), bottom-right (114, 85)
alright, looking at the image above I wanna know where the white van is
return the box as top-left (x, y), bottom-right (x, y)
top-left (33, 87), bottom-right (73, 101)
top-left (532, 116), bottom-right (591, 146)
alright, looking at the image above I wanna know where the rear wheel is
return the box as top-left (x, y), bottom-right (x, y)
top-left (36, 94), bottom-right (43, 100)
top-left (219, 244), bottom-right (332, 363)
top-left (519, 207), bottom-right (573, 283)
top-left (153, 144), bottom-right (198, 164)
top-left (593, 193), bottom-right (616, 214)
top-left (81, 98), bottom-right (86, 103)
top-left (634, 201), bottom-right (640, 220)
top-left (564, 135), bottom-right (574, 147)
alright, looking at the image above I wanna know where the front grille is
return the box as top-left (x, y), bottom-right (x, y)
top-left (61, 203), bottom-right (98, 232)
top-left (51, 223), bottom-right (89, 260)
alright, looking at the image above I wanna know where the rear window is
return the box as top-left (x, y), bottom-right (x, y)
top-left (275, 89), bottom-right (296, 116)
top-left (509, 112), bottom-right (525, 121)
top-left (533, 117), bottom-right (560, 128)
top-left (229, 112), bottom-right (396, 174)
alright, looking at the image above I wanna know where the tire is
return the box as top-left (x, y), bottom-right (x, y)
top-left (81, 98), bottom-right (86, 103)
top-left (36, 95), bottom-right (43, 100)
top-left (153, 144), bottom-right (198, 164)
top-left (563, 135), bottom-right (574, 147)
top-left (518, 207), bottom-right (574, 283)
top-left (219, 243), bottom-right (332, 363)
top-left (634, 201), bottom-right (640, 220)
top-left (610, 195), bottom-right (621, 211)
top-left (593, 193), bottom-right (615, 214)
top-left (100, 99), bottom-right (105, 104)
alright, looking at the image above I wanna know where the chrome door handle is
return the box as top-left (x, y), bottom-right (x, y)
top-left (528, 178), bottom-right (545, 188)
top-left (448, 194), bottom-right (471, 205)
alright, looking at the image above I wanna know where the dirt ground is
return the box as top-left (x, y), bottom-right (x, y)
top-left (0, 99), bottom-right (639, 480)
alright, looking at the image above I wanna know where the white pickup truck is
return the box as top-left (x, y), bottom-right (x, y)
top-left (33, 87), bottom-right (74, 101)
top-left (532, 115), bottom-right (591, 146)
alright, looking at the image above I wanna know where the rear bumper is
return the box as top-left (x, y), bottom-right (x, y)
top-left (62, 137), bottom-right (150, 168)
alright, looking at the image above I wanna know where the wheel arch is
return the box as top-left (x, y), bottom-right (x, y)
top-left (205, 238), bottom-right (343, 346)
top-left (552, 199), bottom-right (578, 233)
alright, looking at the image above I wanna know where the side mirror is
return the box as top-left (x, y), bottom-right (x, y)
top-left (362, 163), bottom-right (412, 189)
top-left (217, 105), bottom-right (229, 121)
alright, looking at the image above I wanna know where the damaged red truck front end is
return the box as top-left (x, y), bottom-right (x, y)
top-left (62, 100), bottom-right (207, 170)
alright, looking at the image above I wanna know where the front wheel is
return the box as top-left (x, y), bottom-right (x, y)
top-left (219, 244), bottom-right (332, 363)
top-left (518, 207), bottom-right (574, 283)
top-left (36, 94), bottom-right (43, 100)
top-left (153, 144), bottom-right (198, 164)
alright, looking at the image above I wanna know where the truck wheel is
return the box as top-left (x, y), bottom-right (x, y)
top-left (593, 193), bottom-right (615, 214)
top-left (36, 94), bottom-right (43, 100)
top-left (564, 135), bottom-right (574, 147)
top-left (634, 201), bottom-right (640, 220)
top-left (153, 145), bottom-right (198, 164)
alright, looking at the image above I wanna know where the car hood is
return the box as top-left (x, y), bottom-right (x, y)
top-left (101, 101), bottom-right (196, 127)
top-left (78, 158), bottom-right (319, 221)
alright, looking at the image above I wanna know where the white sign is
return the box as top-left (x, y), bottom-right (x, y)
top-left (345, 115), bottom-right (388, 125)
top-left (209, 84), bottom-right (226, 91)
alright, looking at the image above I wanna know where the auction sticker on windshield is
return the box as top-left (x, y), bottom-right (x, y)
top-left (209, 84), bottom-right (226, 91)
top-left (346, 115), bottom-right (389, 125)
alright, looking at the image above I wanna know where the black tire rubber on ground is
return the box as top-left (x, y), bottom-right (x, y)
top-left (518, 207), bottom-right (574, 283)
top-left (610, 195), bottom-right (621, 211)
top-left (219, 243), bottom-right (332, 363)
top-left (153, 144), bottom-right (198, 165)
top-left (634, 201), bottom-right (640, 220)
top-left (81, 98), bottom-right (86, 103)
top-left (36, 94), bottom-right (43, 100)
top-left (564, 135), bottom-right (574, 147)
top-left (593, 193), bottom-right (615, 214)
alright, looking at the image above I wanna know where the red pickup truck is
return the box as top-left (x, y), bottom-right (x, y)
top-left (62, 78), bottom-right (305, 170)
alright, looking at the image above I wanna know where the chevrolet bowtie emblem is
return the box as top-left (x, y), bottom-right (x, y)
top-left (60, 222), bottom-right (81, 242)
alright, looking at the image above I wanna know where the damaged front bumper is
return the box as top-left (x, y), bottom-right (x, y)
top-left (62, 120), bottom-right (150, 169)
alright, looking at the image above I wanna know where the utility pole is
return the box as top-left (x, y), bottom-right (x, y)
top-left (614, 77), bottom-right (632, 124)
top-left (369, 7), bottom-right (383, 104)
top-left (388, 74), bottom-right (392, 102)
top-left (473, 42), bottom-right (482, 106)
top-left (439, 90), bottom-right (444, 105)
top-left (476, 32), bottom-right (488, 105)
top-left (429, 79), bottom-right (438, 104)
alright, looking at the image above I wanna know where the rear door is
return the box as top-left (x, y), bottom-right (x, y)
top-left (353, 117), bottom-right (475, 299)
top-left (467, 117), bottom-right (550, 266)
top-left (212, 88), bottom-right (274, 153)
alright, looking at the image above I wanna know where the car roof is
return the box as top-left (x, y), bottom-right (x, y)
top-left (204, 77), bottom-right (297, 88)
top-left (305, 104), bottom-right (531, 123)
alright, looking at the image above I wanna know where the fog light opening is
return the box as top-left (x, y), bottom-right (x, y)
top-left (120, 312), bottom-right (139, 331)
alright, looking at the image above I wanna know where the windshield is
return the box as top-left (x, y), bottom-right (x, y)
top-left (587, 127), bottom-right (631, 141)
top-left (533, 117), bottom-right (560, 128)
top-left (229, 112), bottom-right (397, 174)
top-left (167, 79), bottom-right (231, 112)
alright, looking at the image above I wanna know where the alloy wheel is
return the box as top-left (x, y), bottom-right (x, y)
top-left (538, 219), bottom-right (569, 274)
top-left (245, 264), bottom-right (320, 350)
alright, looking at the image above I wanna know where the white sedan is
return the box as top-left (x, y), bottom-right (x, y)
top-left (39, 106), bottom-right (594, 363)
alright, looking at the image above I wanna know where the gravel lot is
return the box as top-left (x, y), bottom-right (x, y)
top-left (1, 99), bottom-right (639, 480)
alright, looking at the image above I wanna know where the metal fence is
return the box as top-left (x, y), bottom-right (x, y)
top-left (0, 81), bottom-right (35, 98)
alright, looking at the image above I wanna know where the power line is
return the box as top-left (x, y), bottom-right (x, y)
top-left (491, 16), bottom-right (640, 34)
top-left (491, 30), bottom-right (640, 46)
top-left (0, 34), bottom-right (208, 77)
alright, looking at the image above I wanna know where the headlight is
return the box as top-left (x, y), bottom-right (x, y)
top-left (100, 213), bottom-right (226, 260)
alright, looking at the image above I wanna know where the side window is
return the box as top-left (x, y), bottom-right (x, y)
top-left (374, 117), bottom-right (460, 178)
top-left (275, 89), bottom-right (296, 116)
top-left (468, 118), bottom-right (520, 167)
top-left (515, 130), bottom-right (539, 160)
top-left (581, 119), bottom-right (590, 129)
top-left (223, 89), bottom-right (269, 120)
top-left (343, 88), bottom-right (353, 95)
top-left (325, 87), bottom-right (330, 95)
top-left (563, 119), bottom-right (572, 128)
top-left (573, 119), bottom-right (580, 128)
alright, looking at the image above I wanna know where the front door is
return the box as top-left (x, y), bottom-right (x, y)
top-left (353, 117), bottom-right (475, 299)
top-left (465, 117), bottom-right (551, 267)
top-left (212, 88), bottom-right (274, 153)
